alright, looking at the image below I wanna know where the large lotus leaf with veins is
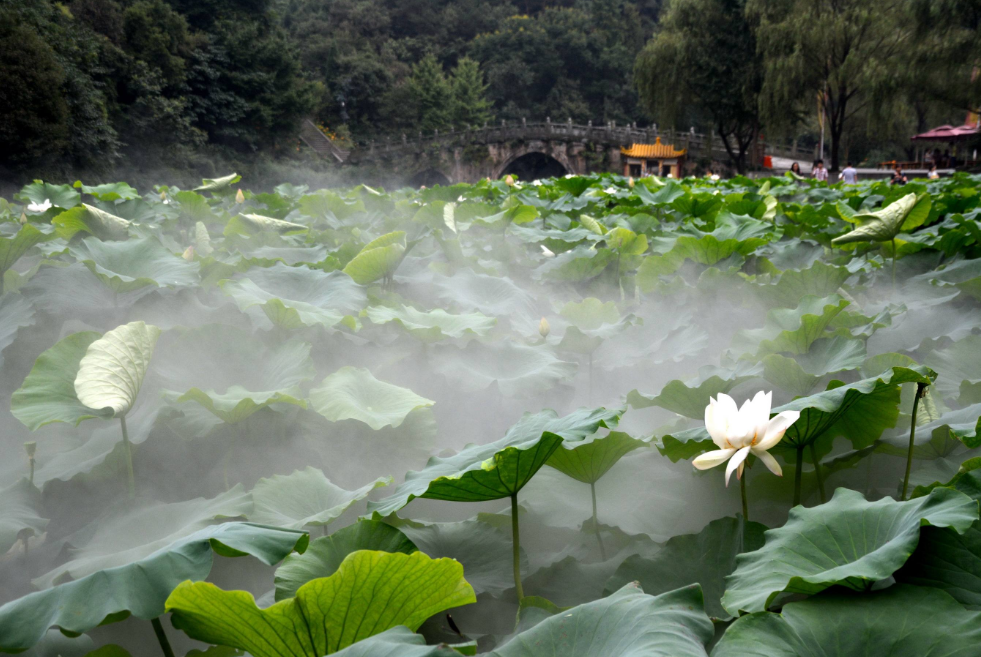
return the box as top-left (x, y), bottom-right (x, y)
top-left (0, 522), bottom-right (308, 653)
top-left (721, 487), bottom-right (977, 615)
top-left (250, 467), bottom-right (391, 530)
top-left (432, 341), bottom-right (577, 398)
top-left (309, 366), bottom-right (434, 430)
top-left (166, 551), bottom-right (476, 656)
top-left (69, 237), bottom-right (199, 292)
top-left (156, 325), bottom-right (315, 424)
top-left (491, 583), bottom-right (713, 657)
top-left (219, 263), bottom-right (366, 329)
top-left (714, 585), bottom-right (981, 657)
top-left (365, 304), bottom-right (496, 341)
top-left (367, 406), bottom-right (621, 515)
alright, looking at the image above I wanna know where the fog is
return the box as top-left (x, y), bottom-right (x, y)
top-left (0, 176), bottom-right (974, 655)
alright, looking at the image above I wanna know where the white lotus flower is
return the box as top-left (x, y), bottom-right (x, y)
top-left (711, 174), bottom-right (720, 181)
top-left (604, 186), bottom-right (618, 194)
top-left (27, 199), bottom-right (51, 213)
top-left (692, 392), bottom-right (800, 486)
top-left (540, 245), bottom-right (555, 257)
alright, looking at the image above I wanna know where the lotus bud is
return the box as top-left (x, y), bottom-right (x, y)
top-left (182, 245), bottom-right (195, 261)
top-left (19, 212), bottom-right (27, 224)
top-left (628, 177), bottom-right (635, 188)
top-left (159, 191), bottom-right (167, 201)
top-left (539, 317), bottom-right (550, 338)
top-left (24, 442), bottom-right (36, 459)
top-left (505, 175), bottom-right (515, 187)
top-left (235, 188), bottom-right (245, 204)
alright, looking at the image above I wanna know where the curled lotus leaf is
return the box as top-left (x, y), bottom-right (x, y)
top-left (74, 321), bottom-right (161, 418)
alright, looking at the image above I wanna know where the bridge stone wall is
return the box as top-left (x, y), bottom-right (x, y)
top-left (342, 120), bottom-right (801, 185)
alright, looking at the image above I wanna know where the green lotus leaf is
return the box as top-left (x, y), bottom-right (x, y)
top-left (224, 213), bottom-right (307, 236)
top-left (752, 261), bottom-right (852, 308)
top-left (158, 327), bottom-right (315, 425)
top-left (559, 297), bottom-right (619, 329)
top-left (721, 487), bottom-right (978, 615)
top-left (762, 335), bottom-right (867, 397)
top-left (732, 294), bottom-right (850, 357)
top-left (831, 193), bottom-right (926, 245)
top-left (367, 406), bottom-right (621, 515)
top-left (342, 231), bottom-right (406, 285)
top-left (219, 264), bottom-right (366, 330)
top-left (536, 245), bottom-right (613, 282)
top-left (53, 204), bottom-right (131, 241)
top-left (627, 363), bottom-right (762, 419)
top-left (0, 223), bottom-right (48, 280)
top-left (11, 331), bottom-right (113, 430)
top-left (36, 486), bottom-right (254, 587)
top-left (491, 583), bottom-right (712, 657)
top-left (69, 237), bottom-right (199, 292)
top-left (924, 334), bottom-right (981, 404)
top-left (74, 181), bottom-right (140, 202)
top-left (327, 627), bottom-right (464, 657)
top-left (434, 270), bottom-right (538, 322)
top-left (605, 226), bottom-right (648, 255)
top-left (713, 585), bottom-right (981, 657)
top-left (0, 294), bottom-right (35, 369)
top-left (0, 522), bottom-right (307, 653)
top-left (365, 305), bottom-right (496, 341)
top-left (546, 431), bottom-right (650, 484)
top-left (432, 342), bottom-right (576, 398)
top-left (166, 550), bottom-right (476, 656)
top-left (309, 366), bottom-right (434, 430)
top-left (250, 467), bottom-right (391, 530)
top-left (194, 173), bottom-right (241, 192)
top-left (0, 478), bottom-right (48, 555)
top-left (395, 518), bottom-right (528, 597)
top-left (17, 181), bottom-right (81, 210)
top-left (21, 262), bottom-right (154, 317)
top-left (73, 321), bottom-right (161, 418)
top-left (274, 520), bottom-right (417, 601)
top-left (896, 463), bottom-right (981, 607)
top-left (605, 516), bottom-right (766, 620)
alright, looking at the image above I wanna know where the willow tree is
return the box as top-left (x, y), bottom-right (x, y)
top-left (633, 0), bottom-right (762, 173)
top-left (747, 0), bottom-right (911, 171)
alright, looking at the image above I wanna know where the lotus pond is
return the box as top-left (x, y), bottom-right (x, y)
top-left (2, 171), bottom-right (981, 656)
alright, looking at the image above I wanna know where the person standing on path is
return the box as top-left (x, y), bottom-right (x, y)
top-left (813, 159), bottom-right (828, 182)
top-left (840, 162), bottom-right (858, 184)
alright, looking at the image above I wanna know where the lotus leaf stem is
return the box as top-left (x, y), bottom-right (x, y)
top-left (590, 482), bottom-right (607, 561)
top-left (891, 239), bottom-right (897, 287)
top-left (28, 459), bottom-right (34, 488)
top-left (793, 445), bottom-right (804, 507)
top-left (740, 468), bottom-right (749, 521)
top-left (151, 617), bottom-right (176, 657)
top-left (120, 416), bottom-right (135, 498)
top-left (902, 383), bottom-right (928, 501)
top-left (510, 492), bottom-right (524, 601)
top-left (809, 443), bottom-right (827, 503)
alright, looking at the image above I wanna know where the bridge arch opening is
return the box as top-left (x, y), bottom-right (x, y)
top-left (500, 152), bottom-right (568, 182)
top-left (406, 169), bottom-right (451, 188)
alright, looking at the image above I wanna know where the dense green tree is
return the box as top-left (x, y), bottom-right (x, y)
top-left (121, 0), bottom-right (191, 90)
top-left (635, 0), bottom-right (762, 172)
top-left (450, 57), bottom-right (493, 128)
top-left (747, 0), bottom-right (912, 171)
top-left (409, 54), bottom-right (454, 133)
top-left (0, 19), bottom-right (70, 170)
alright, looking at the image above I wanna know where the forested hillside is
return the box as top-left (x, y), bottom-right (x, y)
top-left (0, 0), bottom-right (659, 183)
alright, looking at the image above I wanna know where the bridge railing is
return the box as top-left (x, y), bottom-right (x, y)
top-left (347, 120), bottom-right (803, 164)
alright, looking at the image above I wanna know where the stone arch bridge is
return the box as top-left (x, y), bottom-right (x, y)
top-left (299, 119), bottom-right (802, 186)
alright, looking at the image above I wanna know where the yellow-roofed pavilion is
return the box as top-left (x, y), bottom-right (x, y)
top-left (621, 138), bottom-right (687, 178)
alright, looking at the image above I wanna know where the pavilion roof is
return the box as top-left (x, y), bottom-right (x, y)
top-left (621, 137), bottom-right (687, 158)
